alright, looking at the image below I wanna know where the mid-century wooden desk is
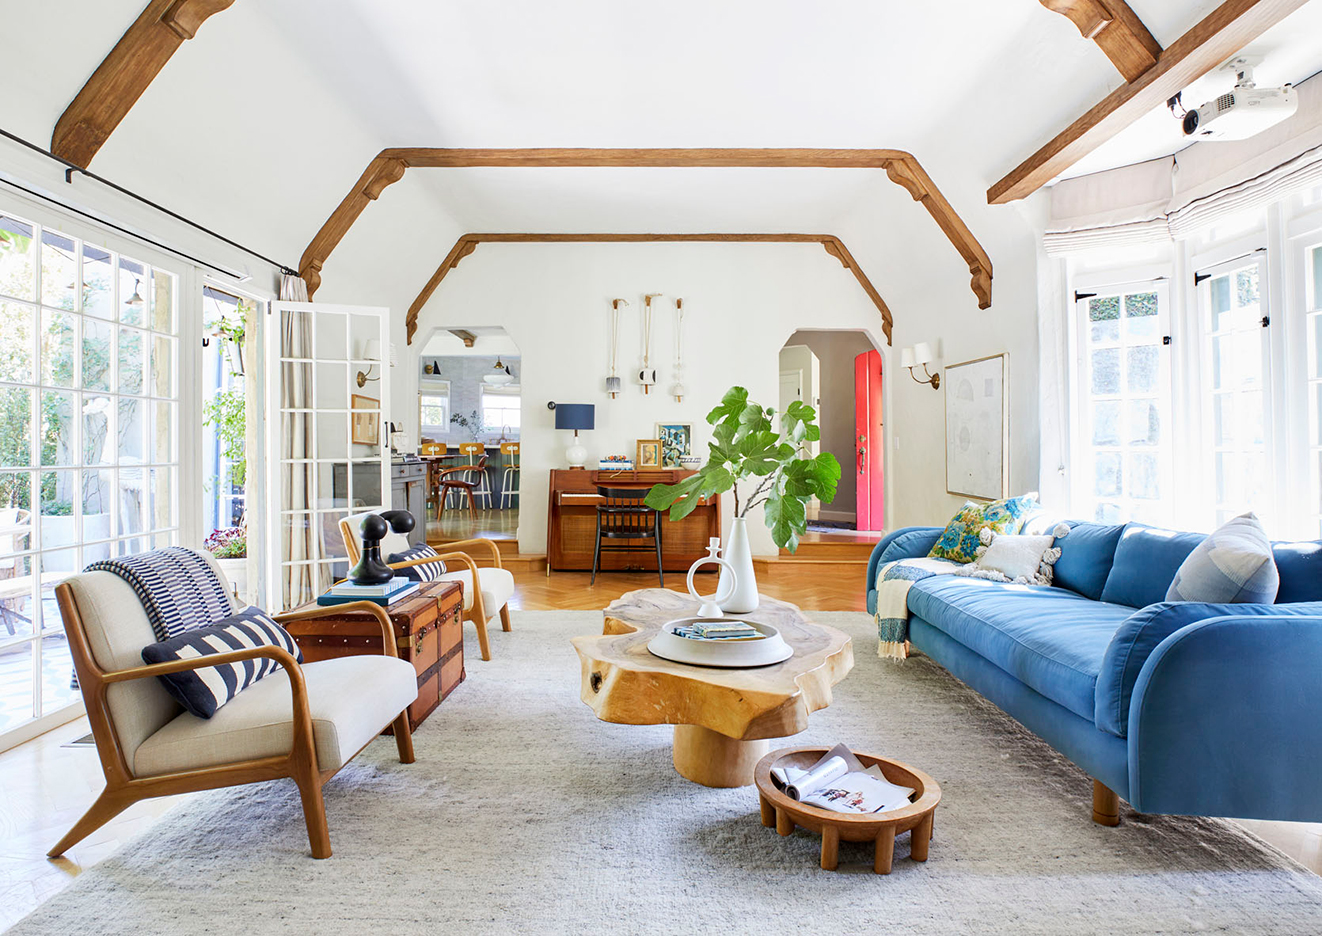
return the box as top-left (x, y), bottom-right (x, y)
top-left (545, 468), bottom-right (720, 572)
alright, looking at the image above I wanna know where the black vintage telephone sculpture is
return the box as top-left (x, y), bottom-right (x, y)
top-left (348, 510), bottom-right (417, 585)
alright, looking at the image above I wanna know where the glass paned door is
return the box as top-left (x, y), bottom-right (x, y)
top-left (0, 208), bottom-right (179, 744)
top-left (1074, 284), bottom-right (1173, 524)
top-left (1199, 255), bottom-right (1271, 528)
top-left (267, 301), bottom-right (390, 610)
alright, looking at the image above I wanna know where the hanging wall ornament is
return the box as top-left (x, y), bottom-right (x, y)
top-left (638, 293), bottom-right (660, 393)
top-left (670, 297), bottom-right (686, 402)
top-left (606, 298), bottom-right (627, 398)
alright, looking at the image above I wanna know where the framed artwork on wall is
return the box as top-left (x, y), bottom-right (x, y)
top-left (636, 438), bottom-right (662, 469)
top-left (655, 422), bottom-right (692, 468)
top-left (944, 353), bottom-right (1008, 500)
top-left (351, 394), bottom-right (381, 446)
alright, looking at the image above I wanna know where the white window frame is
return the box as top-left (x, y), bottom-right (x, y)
top-left (481, 388), bottom-right (520, 434)
top-left (0, 190), bottom-right (200, 751)
top-left (1068, 274), bottom-right (1175, 526)
top-left (419, 378), bottom-right (450, 439)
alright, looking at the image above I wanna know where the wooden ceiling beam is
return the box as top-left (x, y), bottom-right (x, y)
top-left (448, 329), bottom-right (477, 348)
top-left (1041, 0), bottom-right (1162, 81)
top-left (404, 233), bottom-right (894, 347)
top-left (51, 0), bottom-right (236, 168)
top-left (298, 148), bottom-right (993, 310)
top-left (991, 0), bottom-right (1309, 205)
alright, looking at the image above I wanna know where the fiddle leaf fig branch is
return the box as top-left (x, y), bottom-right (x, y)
top-left (644, 386), bottom-right (841, 552)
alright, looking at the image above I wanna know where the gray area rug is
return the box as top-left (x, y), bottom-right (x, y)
top-left (14, 610), bottom-right (1322, 935)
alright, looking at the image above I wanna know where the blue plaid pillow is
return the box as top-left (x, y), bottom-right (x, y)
top-left (388, 544), bottom-right (446, 581)
top-left (141, 608), bottom-right (303, 719)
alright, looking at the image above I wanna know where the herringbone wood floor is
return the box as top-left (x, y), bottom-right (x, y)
top-left (2, 561), bottom-right (1318, 933)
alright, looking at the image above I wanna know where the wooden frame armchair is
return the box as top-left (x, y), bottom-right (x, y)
top-left (339, 515), bottom-right (514, 661)
top-left (50, 564), bottom-right (417, 861)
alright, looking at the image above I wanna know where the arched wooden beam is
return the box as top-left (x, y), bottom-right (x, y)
top-left (403, 233), bottom-right (894, 347)
top-left (298, 148), bottom-right (993, 310)
top-left (51, 0), bottom-right (237, 168)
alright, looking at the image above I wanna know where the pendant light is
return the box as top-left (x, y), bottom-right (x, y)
top-left (484, 355), bottom-right (514, 386)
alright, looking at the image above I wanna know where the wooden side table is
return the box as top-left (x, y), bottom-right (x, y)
top-left (285, 581), bottom-right (465, 731)
top-left (754, 747), bottom-right (941, 874)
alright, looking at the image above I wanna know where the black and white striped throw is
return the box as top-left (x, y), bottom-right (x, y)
top-left (140, 608), bottom-right (304, 719)
top-left (388, 544), bottom-right (446, 581)
top-left (87, 546), bottom-right (233, 641)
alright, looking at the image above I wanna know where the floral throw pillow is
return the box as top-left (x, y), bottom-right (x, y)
top-left (927, 495), bottom-right (1039, 564)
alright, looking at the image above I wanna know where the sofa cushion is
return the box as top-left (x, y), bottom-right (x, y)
top-left (928, 495), bottom-right (1039, 563)
top-left (1167, 513), bottom-right (1278, 603)
top-left (388, 544), bottom-right (446, 581)
top-left (1096, 600), bottom-right (1322, 737)
top-left (879, 528), bottom-right (943, 564)
top-left (133, 654), bottom-right (417, 777)
top-left (438, 567), bottom-right (514, 621)
top-left (1053, 522), bottom-right (1125, 601)
top-left (141, 608), bottom-right (304, 719)
top-left (907, 576), bottom-right (1134, 722)
top-left (1273, 541), bottom-right (1322, 603)
top-left (1100, 525), bottom-right (1205, 609)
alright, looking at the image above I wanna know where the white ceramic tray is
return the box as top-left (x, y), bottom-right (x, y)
top-left (647, 617), bottom-right (794, 668)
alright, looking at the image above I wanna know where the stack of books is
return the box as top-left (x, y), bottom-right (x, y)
top-left (316, 576), bottom-right (419, 607)
top-left (672, 620), bottom-right (765, 641)
top-left (599, 457), bottom-right (634, 470)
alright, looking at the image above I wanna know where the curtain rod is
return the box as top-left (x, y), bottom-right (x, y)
top-left (0, 126), bottom-right (298, 277)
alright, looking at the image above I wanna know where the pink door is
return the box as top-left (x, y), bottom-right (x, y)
top-left (854, 349), bottom-right (885, 531)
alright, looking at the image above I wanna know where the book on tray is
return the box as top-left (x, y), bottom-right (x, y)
top-left (316, 579), bottom-right (420, 607)
top-left (769, 744), bottom-right (915, 815)
top-left (328, 577), bottom-right (412, 597)
top-left (672, 621), bottom-right (765, 641)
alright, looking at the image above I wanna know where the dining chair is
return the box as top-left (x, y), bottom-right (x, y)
top-left (591, 487), bottom-right (663, 587)
top-left (438, 454), bottom-right (489, 521)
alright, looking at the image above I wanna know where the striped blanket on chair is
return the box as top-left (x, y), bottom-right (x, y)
top-left (874, 557), bottom-right (958, 660)
top-left (86, 546), bottom-right (234, 641)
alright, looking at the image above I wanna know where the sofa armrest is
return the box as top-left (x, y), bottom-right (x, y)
top-left (1127, 615), bottom-right (1322, 819)
top-left (866, 527), bottom-right (943, 608)
top-left (1095, 600), bottom-right (1322, 737)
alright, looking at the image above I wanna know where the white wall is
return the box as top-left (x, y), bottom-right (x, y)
top-left (409, 242), bottom-right (890, 556)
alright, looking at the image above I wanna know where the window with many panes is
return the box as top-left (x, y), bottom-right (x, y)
top-left (1198, 255), bottom-right (1271, 528)
top-left (0, 210), bottom-right (178, 738)
top-left (1074, 285), bottom-right (1172, 524)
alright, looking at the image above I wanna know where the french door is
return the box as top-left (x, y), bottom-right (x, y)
top-left (266, 301), bottom-right (391, 610)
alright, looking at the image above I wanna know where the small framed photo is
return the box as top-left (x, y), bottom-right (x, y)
top-left (655, 422), bottom-right (692, 468)
top-left (636, 438), bottom-right (662, 469)
top-left (351, 394), bottom-right (380, 446)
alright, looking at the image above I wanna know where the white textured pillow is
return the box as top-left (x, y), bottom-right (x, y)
top-left (975, 534), bottom-right (1056, 580)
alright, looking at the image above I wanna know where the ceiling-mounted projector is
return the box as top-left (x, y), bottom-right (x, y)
top-left (1181, 57), bottom-right (1297, 141)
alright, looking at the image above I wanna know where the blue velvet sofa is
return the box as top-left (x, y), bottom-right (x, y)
top-left (865, 521), bottom-right (1322, 824)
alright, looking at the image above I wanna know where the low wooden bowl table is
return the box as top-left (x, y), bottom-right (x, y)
top-left (755, 747), bottom-right (941, 874)
top-left (574, 589), bottom-right (854, 788)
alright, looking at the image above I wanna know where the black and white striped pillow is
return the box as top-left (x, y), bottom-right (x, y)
top-left (387, 544), bottom-right (446, 581)
top-left (141, 608), bottom-right (303, 719)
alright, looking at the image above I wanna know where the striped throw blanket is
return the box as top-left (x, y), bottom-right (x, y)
top-left (874, 557), bottom-right (959, 660)
top-left (87, 547), bottom-right (233, 641)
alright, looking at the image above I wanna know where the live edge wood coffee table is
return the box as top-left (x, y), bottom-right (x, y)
top-left (573, 589), bottom-right (854, 787)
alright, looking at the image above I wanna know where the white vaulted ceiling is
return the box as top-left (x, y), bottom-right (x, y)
top-left (2, 0), bottom-right (1321, 296)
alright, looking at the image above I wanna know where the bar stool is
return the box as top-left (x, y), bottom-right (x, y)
top-left (499, 442), bottom-right (520, 509)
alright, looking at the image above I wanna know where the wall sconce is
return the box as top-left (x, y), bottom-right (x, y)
top-left (901, 342), bottom-right (940, 390)
top-left (356, 339), bottom-right (382, 387)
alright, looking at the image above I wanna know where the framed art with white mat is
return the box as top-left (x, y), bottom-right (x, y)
top-left (944, 353), bottom-right (1008, 500)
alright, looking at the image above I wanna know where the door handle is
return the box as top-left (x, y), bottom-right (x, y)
top-left (857, 434), bottom-right (867, 475)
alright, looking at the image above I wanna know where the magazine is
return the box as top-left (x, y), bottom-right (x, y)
top-left (768, 744), bottom-right (915, 815)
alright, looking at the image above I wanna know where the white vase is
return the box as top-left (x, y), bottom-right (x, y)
top-left (717, 517), bottom-right (759, 613)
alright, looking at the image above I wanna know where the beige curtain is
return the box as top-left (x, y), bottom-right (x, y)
top-left (278, 274), bottom-right (321, 608)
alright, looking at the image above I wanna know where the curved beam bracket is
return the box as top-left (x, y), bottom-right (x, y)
top-left (404, 233), bottom-right (894, 347)
top-left (298, 148), bottom-right (993, 312)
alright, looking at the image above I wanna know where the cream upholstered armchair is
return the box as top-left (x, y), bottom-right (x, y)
top-left (50, 552), bottom-right (417, 860)
top-left (339, 512), bottom-right (514, 661)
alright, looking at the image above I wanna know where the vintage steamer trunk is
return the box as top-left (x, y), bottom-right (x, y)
top-left (287, 581), bottom-right (465, 731)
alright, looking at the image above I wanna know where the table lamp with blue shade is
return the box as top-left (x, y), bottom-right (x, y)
top-left (554, 403), bottom-right (595, 468)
